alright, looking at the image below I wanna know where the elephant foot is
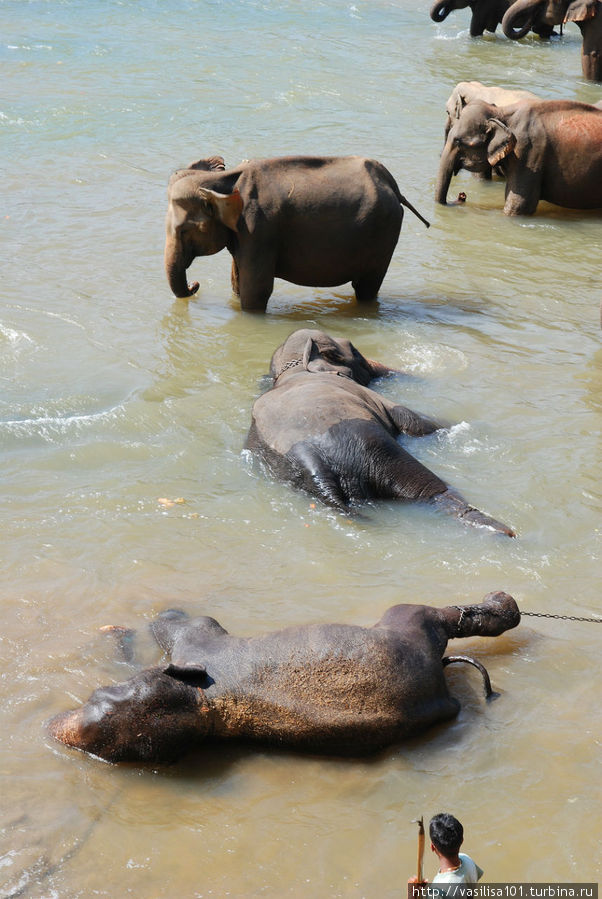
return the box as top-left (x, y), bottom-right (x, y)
top-left (99, 625), bottom-right (136, 664)
top-left (443, 655), bottom-right (499, 700)
top-left (435, 489), bottom-right (516, 537)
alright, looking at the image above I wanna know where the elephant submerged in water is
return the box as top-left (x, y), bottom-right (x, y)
top-left (164, 155), bottom-right (429, 311)
top-left (48, 592), bottom-right (521, 763)
top-left (436, 98), bottom-right (602, 214)
top-left (245, 329), bottom-right (515, 536)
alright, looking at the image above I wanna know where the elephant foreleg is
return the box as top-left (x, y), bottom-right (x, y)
top-left (230, 258), bottom-right (240, 296)
top-left (443, 655), bottom-right (497, 698)
top-left (578, 16), bottom-right (602, 82)
top-left (503, 166), bottom-right (542, 215)
top-left (388, 403), bottom-right (446, 436)
top-left (236, 252), bottom-right (276, 312)
top-left (99, 625), bottom-right (137, 665)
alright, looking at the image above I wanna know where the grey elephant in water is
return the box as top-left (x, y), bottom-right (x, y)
top-left (48, 592), bottom-right (520, 763)
top-left (503, 0), bottom-right (602, 82)
top-left (164, 155), bottom-right (429, 311)
top-left (430, 0), bottom-right (555, 36)
top-left (436, 98), bottom-right (602, 213)
top-left (245, 330), bottom-right (515, 536)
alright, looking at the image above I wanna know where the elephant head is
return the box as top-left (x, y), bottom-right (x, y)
top-left (269, 329), bottom-right (395, 385)
top-left (48, 666), bottom-right (211, 762)
top-left (164, 156), bottom-right (243, 299)
top-left (436, 101), bottom-right (517, 204)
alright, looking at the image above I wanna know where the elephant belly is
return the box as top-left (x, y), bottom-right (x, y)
top-left (208, 630), bottom-right (459, 752)
top-left (273, 202), bottom-right (402, 288)
top-left (545, 115), bottom-right (602, 208)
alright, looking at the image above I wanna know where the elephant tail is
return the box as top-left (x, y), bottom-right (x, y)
top-left (434, 488), bottom-right (516, 537)
top-left (443, 655), bottom-right (499, 700)
top-left (399, 194), bottom-right (431, 228)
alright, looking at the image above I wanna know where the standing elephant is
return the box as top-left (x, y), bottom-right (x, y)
top-left (502, 0), bottom-right (602, 81)
top-left (430, 0), bottom-right (555, 36)
top-left (245, 329), bottom-right (515, 536)
top-left (164, 155), bottom-right (429, 312)
top-left (436, 99), bottom-right (602, 214)
top-left (48, 592), bottom-right (521, 762)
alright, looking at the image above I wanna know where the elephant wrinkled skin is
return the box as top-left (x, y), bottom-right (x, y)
top-left (164, 155), bottom-right (429, 311)
top-left (436, 99), bottom-right (602, 214)
top-left (245, 329), bottom-right (515, 535)
top-left (48, 593), bottom-right (521, 763)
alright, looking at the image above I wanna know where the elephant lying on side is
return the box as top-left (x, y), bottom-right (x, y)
top-left (48, 593), bottom-right (521, 762)
top-left (245, 330), bottom-right (515, 535)
top-left (436, 99), bottom-right (602, 214)
top-left (503, 0), bottom-right (602, 82)
top-left (430, 0), bottom-right (555, 36)
top-left (164, 155), bottom-right (429, 311)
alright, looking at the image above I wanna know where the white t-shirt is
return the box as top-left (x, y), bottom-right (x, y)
top-left (431, 853), bottom-right (484, 886)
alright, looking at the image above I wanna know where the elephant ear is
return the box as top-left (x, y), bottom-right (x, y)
top-left (302, 335), bottom-right (347, 376)
top-left (188, 156), bottom-right (227, 171)
top-left (197, 187), bottom-right (243, 232)
top-left (486, 118), bottom-right (517, 167)
top-left (564, 0), bottom-right (597, 22)
top-left (454, 92), bottom-right (468, 120)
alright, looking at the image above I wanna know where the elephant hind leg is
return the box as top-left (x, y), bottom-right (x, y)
top-left (434, 489), bottom-right (515, 537)
top-left (287, 442), bottom-right (350, 510)
top-left (352, 270), bottom-right (387, 303)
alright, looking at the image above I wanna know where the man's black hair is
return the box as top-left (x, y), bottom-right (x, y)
top-left (429, 813), bottom-right (464, 854)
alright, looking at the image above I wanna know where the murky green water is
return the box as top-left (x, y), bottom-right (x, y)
top-left (1, 1), bottom-right (601, 896)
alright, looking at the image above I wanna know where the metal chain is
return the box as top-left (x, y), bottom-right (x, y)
top-left (454, 605), bottom-right (601, 626)
top-left (521, 611), bottom-right (602, 623)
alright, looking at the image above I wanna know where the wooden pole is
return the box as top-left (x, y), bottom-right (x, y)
top-left (414, 816), bottom-right (425, 883)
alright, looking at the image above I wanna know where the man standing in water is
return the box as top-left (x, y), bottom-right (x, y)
top-left (408, 813), bottom-right (484, 891)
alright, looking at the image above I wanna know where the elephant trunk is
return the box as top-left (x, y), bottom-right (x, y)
top-left (164, 235), bottom-right (199, 299)
top-left (430, 0), bottom-right (456, 22)
top-left (435, 141), bottom-right (459, 205)
top-left (502, 0), bottom-right (545, 39)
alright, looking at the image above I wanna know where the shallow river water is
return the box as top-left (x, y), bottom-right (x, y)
top-left (1, 1), bottom-right (601, 896)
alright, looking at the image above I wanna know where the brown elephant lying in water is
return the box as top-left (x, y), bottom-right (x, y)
top-left (245, 330), bottom-right (515, 535)
top-left (48, 593), bottom-right (520, 763)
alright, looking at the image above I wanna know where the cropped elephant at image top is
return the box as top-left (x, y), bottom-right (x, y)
top-left (503, 0), bottom-right (602, 82)
top-left (430, 0), bottom-right (555, 36)
top-left (48, 592), bottom-right (521, 763)
top-left (436, 99), bottom-right (602, 214)
top-left (245, 329), bottom-right (515, 536)
top-left (164, 155), bottom-right (430, 312)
